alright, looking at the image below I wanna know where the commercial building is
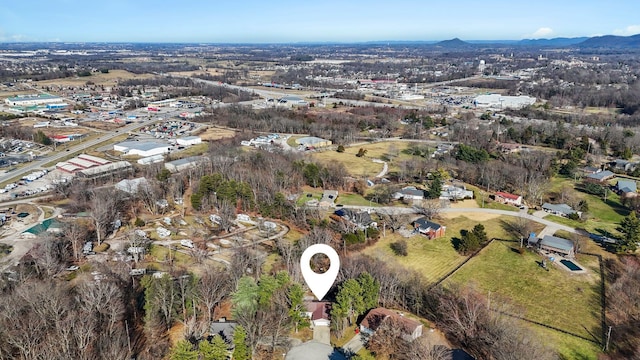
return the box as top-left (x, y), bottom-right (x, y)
top-left (176, 136), bottom-right (202, 146)
top-left (164, 156), bottom-right (206, 173)
top-left (4, 94), bottom-right (61, 107)
top-left (137, 154), bottom-right (165, 165)
top-left (474, 94), bottom-right (536, 109)
top-left (76, 161), bottom-right (133, 180)
top-left (56, 154), bottom-right (112, 174)
top-left (114, 141), bottom-right (172, 157)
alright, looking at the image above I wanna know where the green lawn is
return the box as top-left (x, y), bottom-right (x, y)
top-left (448, 241), bottom-right (603, 359)
top-left (465, 184), bottom-right (519, 212)
top-left (544, 176), bottom-right (629, 235)
top-left (336, 193), bottom-right (379, 207)
top-left (311, 140), bottom-right (413, 178)
top-left (363, 215), bottom-right (512, 283)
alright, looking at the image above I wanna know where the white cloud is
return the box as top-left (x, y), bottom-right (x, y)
top-left (530, 27), bottom-right (554, 39)
top-left (613, 25), bottom-right (640, 36)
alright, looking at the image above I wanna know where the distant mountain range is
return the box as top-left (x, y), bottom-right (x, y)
top-left (430, 33), bottom-right (640, 49)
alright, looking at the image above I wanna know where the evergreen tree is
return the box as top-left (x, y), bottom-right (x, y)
top-left (232, 326), bottom-right (250, 360)
top-left (333, 279), bottom-right (364, 327)
top-left (200, 335), bottom-right (228, 360)
top-left (288, 283), bottom-right (308, 333)
top-left (356, 272), bottom-right (380, 311)
top-left (426, 175), bottom-right (443, 199)
top-left (616, 211), bottom-right (640, 253)
top-left (472, 224), bottom-right (488, 243)
top-left (169, 340), bottom-right (198, 360)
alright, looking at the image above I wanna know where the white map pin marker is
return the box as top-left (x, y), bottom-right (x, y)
top-left (300, 244), bottom-right (340, 301)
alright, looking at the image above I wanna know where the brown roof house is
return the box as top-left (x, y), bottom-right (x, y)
top-left (359, 307), bottom-right (423, 342)
top-left (304, 301), bottom-right (331, 327)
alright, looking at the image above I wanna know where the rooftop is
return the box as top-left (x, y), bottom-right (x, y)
top-left (540, 235), bottom-right (574, 252)
top-left (414, 217), bottom-right (443, 231)
top-left (361, 307), bottom-right (422, 334)
top-left (542, 203), bottom-right (576, 216)
top-left (587, 170), bottom-right (614, 181)
top-left (115, 141), bottom-right (170, 152)
top-left (495, 191), bottom-right (520, 200)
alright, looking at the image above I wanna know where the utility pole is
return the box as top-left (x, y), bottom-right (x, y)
top-left (605, 326), bottom-right (612, 351)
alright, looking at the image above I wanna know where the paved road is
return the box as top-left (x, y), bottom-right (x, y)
top-left (0, 117), bottom-right (167, 184)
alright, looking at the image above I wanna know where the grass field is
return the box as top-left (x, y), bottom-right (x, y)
top-left (448, 241), bottom-right (603, 359)
top-left (543, 176), bottom-right (628, 235)
top-left (197, 126), bottom-right (236, 141)
top-left (296, 186), bottom-right (376, 207)
top-left (363, 215), bottom-right (514, 283)
top-left (311, 141), bottom-right (412, 178)
top-left (35, 70), bottom-right (154, 87)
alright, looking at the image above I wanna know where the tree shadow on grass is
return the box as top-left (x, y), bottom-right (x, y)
top-left (451, 236), bottom-right (462, 252)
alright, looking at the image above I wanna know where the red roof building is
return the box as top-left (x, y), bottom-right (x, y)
top-left (494, 191), bottom-right (522, 206)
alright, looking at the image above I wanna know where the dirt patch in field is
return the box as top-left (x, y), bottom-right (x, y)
top-left (448, 199), bottom-right (478, 209)
top-left (197, 126), bottom-right (236, 141)
top-left (82, 121), bottom-right (124, 131)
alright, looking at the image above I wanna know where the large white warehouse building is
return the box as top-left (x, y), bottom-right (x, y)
top-left (114, 141), bottom-right (172, 157)
top-left (474, 94), bottom-right (536, 109)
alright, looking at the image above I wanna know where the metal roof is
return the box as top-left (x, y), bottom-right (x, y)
top-left (540, 235), bottom-right (574, 252)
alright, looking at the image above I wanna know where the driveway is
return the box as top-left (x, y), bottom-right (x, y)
top-left (313, 325), bottom-right (330, 345)
top-left (341, 333), bottom-right (365, 356)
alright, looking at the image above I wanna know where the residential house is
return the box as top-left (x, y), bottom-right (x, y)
top-left (319, 190), bottom-right (338, 207)
top-left (209, 318), bottom-right (238, 345)
top-left (616, 179), bottom-right (638, 198)
top-left (542, 203), bottom-right (579, 218)
top-left (440, 184), bottom-right (474, 201)
top-left (334, 208), bottom-right (377, 230)
top-left (304, 301), bottom-right (331, 327)
top-left (494, 191), bottom-right (522, 206)
top-left (585, 170), bottom-right (615, 183)
top-left (537, 235), bottom-right (575, 258)
top-left (499, 143), bottom-right (522, 154)
top-left (360, 308), bottom-right (423, 342)
top-left (413, 217), bottom-right (446, 239)
top-left (612, 159), bottom-right (635, 173)
top-left (393, 186), bottom-right (425, 201)
top-left (581, 166), bottom-right (601, 175)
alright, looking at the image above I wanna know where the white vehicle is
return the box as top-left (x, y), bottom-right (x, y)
top-left (180, 239), bottom-right (194, 248)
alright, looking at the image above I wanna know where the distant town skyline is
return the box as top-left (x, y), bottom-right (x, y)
top-left (1, 0), bottom-right (639, 43)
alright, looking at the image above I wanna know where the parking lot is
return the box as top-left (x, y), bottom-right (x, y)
top-left (0, 168), bottom-right (70, 201)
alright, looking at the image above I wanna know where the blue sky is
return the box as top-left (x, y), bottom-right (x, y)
top-left (1, 0), bottom-right (639, 43)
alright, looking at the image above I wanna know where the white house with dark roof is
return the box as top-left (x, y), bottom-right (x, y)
top-left (393, 186), bottom-right (425, 201)
top-left (586, 170), bottom-right (614, 183)
top-left (542, 203), bottom-right (579, 218)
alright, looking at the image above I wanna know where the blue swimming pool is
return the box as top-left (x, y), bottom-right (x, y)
top-left (560, 259), bottom-right (582, 271)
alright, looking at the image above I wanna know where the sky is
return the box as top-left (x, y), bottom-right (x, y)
top-left (1, 0), bottom-right (639, 43)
